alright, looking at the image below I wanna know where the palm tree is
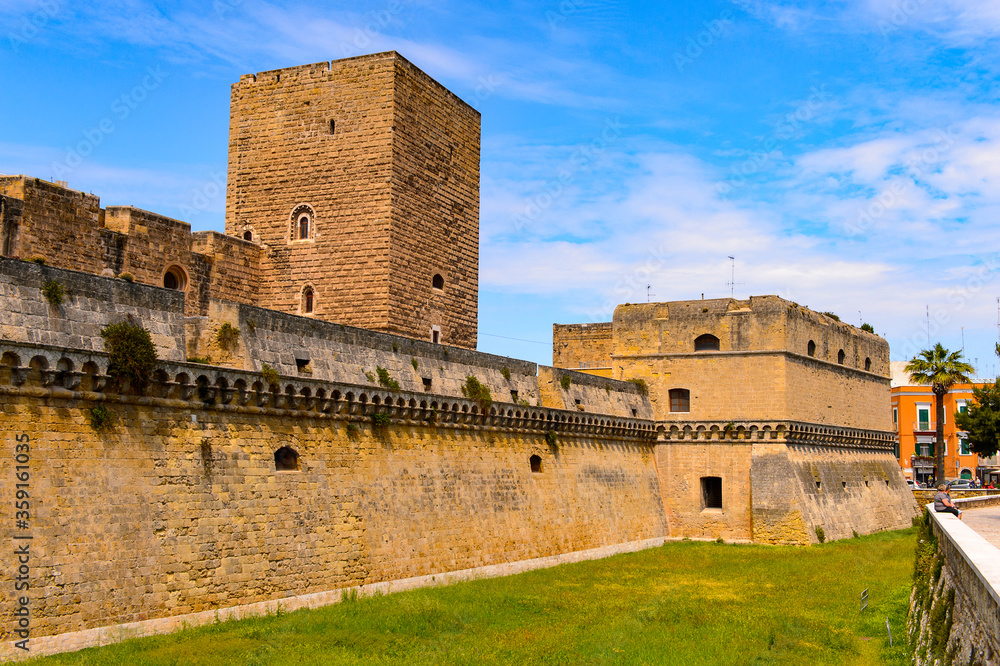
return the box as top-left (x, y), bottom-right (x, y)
top-left (906, 343), bottom-right (974, 484)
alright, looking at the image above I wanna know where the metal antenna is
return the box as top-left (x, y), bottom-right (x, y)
top-left (647, 284), bottom-right (655, 302)
top-left (726, 256), bottom-right (744, 298)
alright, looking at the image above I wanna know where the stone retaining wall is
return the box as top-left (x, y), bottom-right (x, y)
top-left (908, 496), bottom-right (1000, 665)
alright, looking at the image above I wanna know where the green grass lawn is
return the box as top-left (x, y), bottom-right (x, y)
top-left (31, 529), bottom-right (916, 666)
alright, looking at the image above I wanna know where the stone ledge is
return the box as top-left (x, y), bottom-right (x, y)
top-left (927, 501), bottom-right (1000, 608)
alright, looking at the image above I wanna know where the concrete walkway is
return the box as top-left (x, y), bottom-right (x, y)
top-left (963, 505), bottom-right (1000, 550)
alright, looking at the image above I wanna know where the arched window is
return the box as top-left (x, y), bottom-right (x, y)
top-left (694, 334), bottom-right (720, 351)
top-left (864, 357), bottom-right (872, 372)
top-left (243, 230), bottom-right (253, 241)
top-left (669, 388), bottom-right (690, 413)
top-left (289, 204), bottom-right (315, 242)
top-left (163, 265), bottom-right (187, 291)
top-left (530, 455), bottom-right (542, 473)
top-left (302, 286), bottom-right (314, 314)
top-left (807, 340), bottom-right (816, 357)
top-left (274, 446), bottom-right (299, 471)
top-left (837, 349), bottom-right (846, 365)
top-left (432, 274), bottom-right (444, 290)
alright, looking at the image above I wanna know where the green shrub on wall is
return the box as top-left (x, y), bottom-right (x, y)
top-left (261, 364), bottom-right (280, 386)
top-left (461, 376), bottom-right (493, 412)
top-left (216, 322), bottom-right (240, 352)
top-left (560, 375), bottom-right (572, 390)
top-left (100, 316), bottom-right (157, 393)
top-left (376, 366), bottom-right (400, 391)
top-left (42, 279), bottom-right (65, 306)
top-left (88, 405), bottom-right (113, 431)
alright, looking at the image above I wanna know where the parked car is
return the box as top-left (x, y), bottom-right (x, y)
top-left (947, 480), bottom-right (974, 490)
top-left (906, 479), bottom-right (919, 489)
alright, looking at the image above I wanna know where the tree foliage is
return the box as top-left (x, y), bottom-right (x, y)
top-left (906, 343), bottom-right (975, 481)
top-left (955, 381), bottom-right (1000, 458)
top-left (100, 316), bottom-right (158, 394)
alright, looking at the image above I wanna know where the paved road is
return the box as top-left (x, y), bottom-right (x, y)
top-left (963, 506), bottom-right (1000, 550)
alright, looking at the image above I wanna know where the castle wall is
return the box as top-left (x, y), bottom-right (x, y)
top-left (784, 354), bottom-right (893, 431)
top-left (653, 424), bottom-right (918, 545)
top-left (388, 56), bottom-right (480, 348)
top-left (750, 440), bottom-right (916, 544)
top-left (183, 300), bottom-right (651, 420)
top-left (0, 177), bottom-right (103, 272)
top-left (552, 322), bottom-right (613, 375)
top-left (0, 258), bottom-right (186, 361)
top-left (190, 231), bottom-right (261, 309)
top-left (537, 365), bottom-right (652, 419)
top-left (0, 353), bottom-right (665, 646)
top-left (653, 439), bottom-right (754, 541)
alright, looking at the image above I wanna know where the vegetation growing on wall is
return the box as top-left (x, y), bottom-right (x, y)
top-left (87, 405), bottom-right (113, 431)
top-left (860, 323), bottom-right (874, 333)
top-left (215, 322), bottom-right (240, 352)
top-left (560, 375), bottom-right (571, 390)
top-left (626, 378), bottom-right (649, 396)
top-left (261, 364), bottom-right (279, 386)
top-left (376, 366), bottom-right (400, 391)
top-left (501, 367), bottom-right (511, 381)
top-left (100, 316), bottom-right (157, 393)
top-left (461, 375), bottom-right (492, 412)
top-left (42, 279), bottom-right (65, 305)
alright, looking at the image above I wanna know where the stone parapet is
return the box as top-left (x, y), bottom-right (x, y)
top-left (0, 340), bottom-right (657, 442)
top-left (909, 499), bottom-right (1000, 665)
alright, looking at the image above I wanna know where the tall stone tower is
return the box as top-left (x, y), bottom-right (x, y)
top-left (225, 52), bottom-right (480, 348)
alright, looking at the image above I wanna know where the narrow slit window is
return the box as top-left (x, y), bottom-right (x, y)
top-left (530, 455), bottom-right (542, 473)
top-left (303, 286), bottom-right (314, 314)
top-left (837, 349), bottom-right (846, 365)
top-left (298, 215), bottom-right (310, 240)
top-left (807, 340), bottom-right (816, 357)
top-left (329, 119), bottom-right (336, 134)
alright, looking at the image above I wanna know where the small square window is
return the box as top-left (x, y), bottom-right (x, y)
top-left (422, 377), bottom-right (432, 391)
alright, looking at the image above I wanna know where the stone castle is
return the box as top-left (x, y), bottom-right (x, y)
top-left (0, 52), bottom-right (917, 658)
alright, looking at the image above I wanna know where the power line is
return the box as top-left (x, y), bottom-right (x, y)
top-left (480, 332), bottom-right (549, 345)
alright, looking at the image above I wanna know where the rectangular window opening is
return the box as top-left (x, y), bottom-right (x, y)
top-left (510, 389), bottom-right (518, 401)
top-left (329, 119), bottom-right (336, 134)
top-left (701, 476), bottom-right (722, 509)
top-left (295, 358), bottom-right (311, 373)
top-left (422, 377), bottom-right (432, 391)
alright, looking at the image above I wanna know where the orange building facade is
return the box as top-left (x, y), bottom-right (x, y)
top-left (889, 361), bottom-right (992, 484)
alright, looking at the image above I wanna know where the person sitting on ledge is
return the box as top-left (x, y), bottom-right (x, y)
top-left (934, 485), bottom-right (962, 520)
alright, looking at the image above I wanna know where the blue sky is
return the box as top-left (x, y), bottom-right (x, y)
top-left (3, 0), bottom-right (1000, 372)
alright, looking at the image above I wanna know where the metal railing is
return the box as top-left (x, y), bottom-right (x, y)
top-left (913, 421), bottom-right (936, 432)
